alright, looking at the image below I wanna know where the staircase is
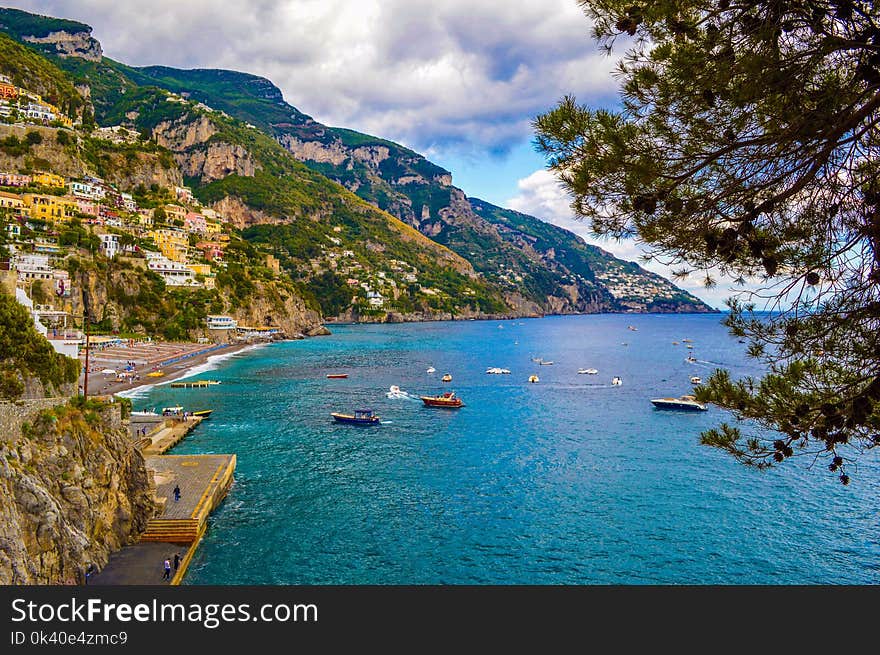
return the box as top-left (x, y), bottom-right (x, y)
top-left (140, 518), bottom-right (201, 543)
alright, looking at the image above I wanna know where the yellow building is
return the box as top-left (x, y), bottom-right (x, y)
top-left (204, 220), bottom-right (222, 236)
top-left (150, 229), bottom-right (189, 263)
top-left (23, 194), bottom-right (77, 223)
top-left (186, 263), bottom-right (212, 276)
top-left (0, 191), bottom-right (26, 213)
top-left (163, 204), bottom-right (188, 223)
top-left (31, 172), bottom-right (66, 189)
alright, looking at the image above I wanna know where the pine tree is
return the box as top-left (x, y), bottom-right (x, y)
top-left (535, 1), bottom-right (880, 482)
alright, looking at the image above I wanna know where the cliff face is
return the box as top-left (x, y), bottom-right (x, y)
top-left (153, 116), bottom-right (259, 182)
top-left (21, 29), bottom-right (102, 62)
top-left (223, 278), bottom-right (326, 338)
top-left (0, 401), bottom-right (158, 584)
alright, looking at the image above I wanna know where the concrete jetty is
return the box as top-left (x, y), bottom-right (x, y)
top-left (88, 411), bottom-right (236, 585)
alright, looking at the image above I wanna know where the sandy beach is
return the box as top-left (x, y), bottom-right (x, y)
top-left (84, 341), bottom-right (261, 398)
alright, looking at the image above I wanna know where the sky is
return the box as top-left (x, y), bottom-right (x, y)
top-left (6, 0), bottom-right (748, 308)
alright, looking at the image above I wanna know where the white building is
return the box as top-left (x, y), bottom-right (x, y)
top-left (100, 233), bottom-right (120, 258)
top-left (69, 180), bottom-right (106, 200)
top-left (147, 253), bottom-right (198, 286)
top-left (13, 254), bottom-right (53, 281)
top-left (206, 315), bottom-right (237, 330)
top-left (22, 103), bottom-right (55, 122)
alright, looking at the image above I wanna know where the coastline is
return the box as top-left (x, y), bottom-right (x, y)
top-left (95, 341), bottom-right (271, 400)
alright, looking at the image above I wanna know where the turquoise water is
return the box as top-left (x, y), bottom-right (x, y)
top-left (132, 314), bottom-right (880, 584)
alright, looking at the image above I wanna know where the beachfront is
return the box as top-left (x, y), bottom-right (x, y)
top-left (82, 340), bottom-right (252, 397)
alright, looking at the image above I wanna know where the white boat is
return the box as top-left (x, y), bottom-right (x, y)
top-left (578, 368), bottom-right (599, 375)
top-left (651, 395), bottom-right (707, 411)
top-left (628, 325), bottom-right (637, 331)
top-left (528, 374), bottom-right (539, 383)
top-left (486, 367), bottom-right (510, 374)
top-left (686, 356), bottom-right (697, 363)
top-left (539, 361), bottom-right (554, 365)
top-left (426, 367), bottom-right (436, 374)
top-left (690, 376), bottom-right (702, 384)
top-left (611, 376), bottom-right (622, 386)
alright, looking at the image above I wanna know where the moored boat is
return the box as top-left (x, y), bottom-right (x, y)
top-left (650, 395), bottom-right (707, 411)
top-left (191, 409), bottom-right (213, 418)
top-left (331, 409), bottom-right (381, 425)
top-left (528, 374), bottom-right (539, 383)
top-left (441, 373), bottom-right (453, 382)
top-left (690, 376), bottom-right (702, 384)
top-left (611, 376), bottom-right (622, 386)
top-left (326, 373), bottom-right (348, 379)
top-left (578, 368), bottom-right (598, 375)
top-left (420, 391), bottom-right (464, 408)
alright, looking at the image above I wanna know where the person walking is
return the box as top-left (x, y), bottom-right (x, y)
top-left (173, 552), bottom-right (181, 572)
top-left (173, 485), bottom-right (181, 502)
top-left (163, 558), bottom-right (171, 580)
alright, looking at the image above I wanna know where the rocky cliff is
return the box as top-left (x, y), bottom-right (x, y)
top-left (0, 397), bottom-right (158, 584)
top-left (21, 29), bottom-right (102, 62)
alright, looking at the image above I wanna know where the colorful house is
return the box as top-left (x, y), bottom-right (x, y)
top-left (0, 173), bottom-right (31, 187)
top-left (150, 228), bottom-right (189, 263)
top-left (23, 194), bottom-right (77, 223)
top-left (0, 191), bottom-right (26, 213)
top-left (31, 172), bottom-right (66, 189)
top-left (183, 212), bottom-right (207, 234)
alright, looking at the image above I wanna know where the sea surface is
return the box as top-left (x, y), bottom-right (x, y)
top-left (130, 314), bottom-right (880, 584)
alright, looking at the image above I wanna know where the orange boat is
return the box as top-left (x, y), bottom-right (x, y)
top-left (420, 391), bottom-right (464, 408)
top-left (326, 374), bottom-right (348, 379)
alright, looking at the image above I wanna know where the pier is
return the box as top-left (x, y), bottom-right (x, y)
top-left (89, 415), bottom-right (236, 585)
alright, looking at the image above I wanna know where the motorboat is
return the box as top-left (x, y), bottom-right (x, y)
top-left (420, 391), bottom-right (464, 408)
top-left (651, 395), bottom-right (707, 411)
top-left (578, 368), bottom-right (599, 375)
top-left (686, 356), bottom-right (697, 363)
top-left (486, 367), bottom-right (511, 374)
top-left (426, 367), bottom-right (436, 373)
top-left (331, 409), bottom-right (381, 425)
top-left (690, 376), bottom-right (702, 384)
top-left (628, 325), bottom-right (638, 331)
top-left (441, 373), bottom-right (453, 382)
top-left (682, 339), bottom-right (693, 343)
top-left (539, 361), bottom-right (554, 365)
top-left (191, 409), bottom-right (213, 418)
top-left (326, 373), bottom-right (348, 379)
top-left (611, 376), bottom-right (622, 386)
top-left (528, 374), bottom-right (539, 383)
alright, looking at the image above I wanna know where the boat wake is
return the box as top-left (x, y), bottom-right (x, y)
top-left (386, 386), bottom-right (421, 401)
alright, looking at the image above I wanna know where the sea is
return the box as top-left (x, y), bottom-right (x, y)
top-left (126, 314), bottom-right (880, 584)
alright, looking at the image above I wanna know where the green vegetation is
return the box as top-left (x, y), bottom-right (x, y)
top-left (0, 7), bottom-right (90, 40)
top-left (0, 287), bottom-right (80, 399)
top-left (0, 31), bottom-right (85, 118)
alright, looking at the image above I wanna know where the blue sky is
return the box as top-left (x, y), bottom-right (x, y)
top-left (7, 0), bottom-right (748, 308)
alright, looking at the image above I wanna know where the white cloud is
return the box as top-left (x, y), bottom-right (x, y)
top-left (505, 170), bottom-right (758, 309)
top-left (7, 0), bottom-right (620, 154)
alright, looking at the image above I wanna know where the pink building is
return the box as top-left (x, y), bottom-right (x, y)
top-left (73, 197), bottom-right (100, 217)
top-left (0, 173), bottom-right (31, 187)
top-left (184, 212), bottom-right (207, 234)
top-left (196, 241), bottom-right (224, 261)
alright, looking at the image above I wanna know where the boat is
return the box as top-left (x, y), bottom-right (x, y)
top-left (146, 371), bottom-right (165, 378)
top-left (686, 356), bottom-right (697, 363)
top-left (611, 376), bottom-right (622, 386)
top-left (486, 367), bottom-right (511, 374)
top-left (528, 374), bottom-right (539, 383)
top-left (420, 391), bottom-right (464, 408)
top-left (539, 361), bottom-right (554, 365)
top-left (191, 409), bottom-right (213, 418)
top-left (161, 406), bottom-right (184, 417)
top-left (441, 373), bottom-right (453, 382)
top-left (331, 409), bottom-right (381, 425)
top-left (682, 339), bottom-right (693, 343)
top-left (628, 325), bottom-right (638, 331)
top-left (532, 357), bottom-right (543, 363)
top-left (686, 344), bottom-right (694, 349)
top-left (672, 341), bottom-right (679, 345)
top-left (426, 367), bottom-right (436, 374)
top-left (578, 368), bottom-right (599, 375)
top-left (650, 395), bottom-right (707, 411)
top-left (326, 374), bottom-right (348, 379)
top-left (169, 380), bottom-right (221, 388)
top-left (690, 376), bottom-right (702, 384)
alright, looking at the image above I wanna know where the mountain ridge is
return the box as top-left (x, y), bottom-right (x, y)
top-left (0, 6), bottom-right (715, 318)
